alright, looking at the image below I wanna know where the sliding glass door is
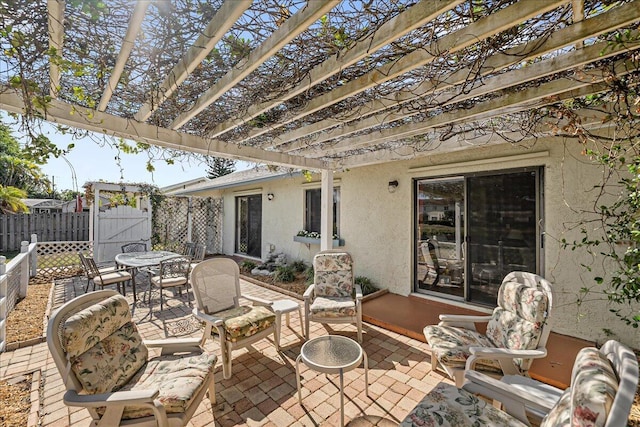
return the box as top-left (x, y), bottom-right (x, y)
top-left (415, 168), bottom-right (541, 306)
top-left (236, 195), bottom-right (262, 258)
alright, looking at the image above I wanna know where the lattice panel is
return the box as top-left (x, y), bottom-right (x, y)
top-left (153, 197), bottom-right (189, 252)
top-left (6, 269), bottom-right (20, 314)
top-left (36, 241), bottom-right (91, 280)
top-left (152, 196), bottom-right (223, 255)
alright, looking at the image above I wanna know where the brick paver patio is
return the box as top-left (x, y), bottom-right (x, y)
top-left (1, 276), bottom-right (452, 426)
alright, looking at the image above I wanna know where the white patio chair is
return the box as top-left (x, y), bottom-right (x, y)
top-left (424, 271), bottom-right (553, 387)
top-left (401, 340), bottom-right (638, 427)
top-left (47, 289), bottom-right (217, 427)
top-left (191, 258), bottom-right (279, 379)
top-left (303, 250), bottom-right (362, 343)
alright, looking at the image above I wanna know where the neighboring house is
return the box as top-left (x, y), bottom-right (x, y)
top-left (164, 140), bottom-right (640, 350)
top-left (22, 198), bottom-right (66, 213)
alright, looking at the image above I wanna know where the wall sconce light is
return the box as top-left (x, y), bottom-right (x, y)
top-left (388, 180), bottom-right (399, 193)
top-left (267, 193), bottom-right (275, 201)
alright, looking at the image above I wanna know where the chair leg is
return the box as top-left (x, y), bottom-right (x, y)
top-left (207, 376), bottom-right (216, 405)
top-left (221, 339), bottom-right (232, 380)
top-left (357, 312), bottom-right (363, 343)
top-left (159, 287), bottom-right (164, 311)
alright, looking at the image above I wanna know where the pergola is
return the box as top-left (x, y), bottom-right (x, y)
top-left (1, 0), bottom-right (639, 248)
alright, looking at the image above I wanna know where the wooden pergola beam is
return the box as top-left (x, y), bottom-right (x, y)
top-left (336, 107), bottom-right (615, 169)
top-left (295, 34), bottom-right (640, 156)
top-left (320, 59), bottom-right (634, 158)
top-left (232, 0), bottom-right (566, 144)
top-left (205, 0), bottom-right (466, 139)
top-left (47, 0), bottom-right (65, 98)
top-left (170, 1), bottom-right (340, 130)
top-left (133, 0), bottom-right (252, 121)
top-left (280, 0), bottom-right (640, 152)
top-left (98, 0), bottom-right (151, 112)
top-left (0, 88), bottom-right (328, 170)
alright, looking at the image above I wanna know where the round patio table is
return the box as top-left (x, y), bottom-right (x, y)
top-left (114, 250), bottom-right (181, 301)
top-left (296, 335), bottom-right (368, 427)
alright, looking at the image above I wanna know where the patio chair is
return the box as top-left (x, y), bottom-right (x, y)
top-left (420, 240), bottom-right (442, 286)
top-left (303, 250), bottom-right (363, 343)
top-left (190, 258), bottom-right (278, 379)
top-left (47, 289), bottom-right (217, 427)
top-left (190, 244), bottom-right (206, 269)
top-left (149, 256), bottom-right (191, 315)
top-left (401, 340), bottom-right (638, 427)
top-left (79, 253), bottom-right (132, 295)
top-left (424, 271), bottom-right (553, 387)
top-left (181, 242), bottom-right (197, 257)
top-left (121, 242), bottom-right (148, 253)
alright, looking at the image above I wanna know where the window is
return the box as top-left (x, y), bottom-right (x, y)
top-left (305, 188), bottom-right (340, 236)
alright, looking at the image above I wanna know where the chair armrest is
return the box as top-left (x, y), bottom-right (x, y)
top-left (303, 284), bottom-right (315, 300)
top-left (468, 347), bottom-right (547, 360)
top-left (192, 308), bottom-right (224, 326)
top-left (63, 388), bottom-right (159, 407)
top-left (144, 337), bottom-right (203, 355)
top-left (354, 284), bottom-right (363, 300)
top-left (243, 295), bottom-right (273, 307)
top-left (462, 371), bottom-right (557, 424)
top-left (438, 314), bottom-right (492, 329)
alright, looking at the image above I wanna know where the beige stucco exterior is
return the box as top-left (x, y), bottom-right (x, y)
top-left (176, 136), bottom-right (640, 350)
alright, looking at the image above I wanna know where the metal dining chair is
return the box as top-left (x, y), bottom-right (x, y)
top-left (121, 242), bottom-right (148, 253)
top-left (149, 256), bottom-right (192, 316)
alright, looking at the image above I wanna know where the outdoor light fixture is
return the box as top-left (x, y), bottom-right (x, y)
top-left (267, 193), bottom-right (275, 201)
top-left (388, 180), bottom-right (399, 193)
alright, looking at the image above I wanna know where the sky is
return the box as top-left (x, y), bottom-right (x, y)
top-left (6, 116), bottom-right (250, 192)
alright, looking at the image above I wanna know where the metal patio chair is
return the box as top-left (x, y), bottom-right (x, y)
top-left (121, 242), bottom-right (148, 253)
top-left (79, 253), bottom-right (132, 295)
top-left (149, 256), bottom-right (191, 315)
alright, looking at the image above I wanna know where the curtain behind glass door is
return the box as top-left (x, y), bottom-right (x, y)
top-left (467, 171), bottom-right (537, 305)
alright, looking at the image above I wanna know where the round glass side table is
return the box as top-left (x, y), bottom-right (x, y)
top-left (295, 335), bottom-right (369, 426)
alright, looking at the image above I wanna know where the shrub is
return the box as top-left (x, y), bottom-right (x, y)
top-left (305, 266), bottom-right (314, 284)
top-left (290, 260), bottom-right (307, 273)
top-left (239, 260), bottom-right (256, 273)
top-left (274, 265), bottom-right (295, 283)
top-left (355, 276), bottom-right (378, 296)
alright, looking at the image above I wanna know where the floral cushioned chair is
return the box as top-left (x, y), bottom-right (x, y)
top-left (303, 250), bottom-right (363, 342)
top-left (46, 289), bottom-right (217, 427)
top-left (424, 271), bottom-right (553, 387)
top-left (401, 339), bottom-right (638, 427)
top-left (190, 258), bottom-right (278, 379)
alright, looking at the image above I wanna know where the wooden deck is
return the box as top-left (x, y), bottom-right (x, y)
top-left (362, 292), bottom-right (592, 388)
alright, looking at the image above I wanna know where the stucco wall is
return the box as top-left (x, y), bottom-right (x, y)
top-left (185, 137), bottom-right (639, 349)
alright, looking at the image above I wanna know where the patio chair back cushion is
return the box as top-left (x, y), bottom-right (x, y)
top-left (191, 257), bottom-right (240, 313)
top-left (485, 276), bottom-right (549, 371)
top-left (62, 293), bottom-right (148, 394)
top-left (540, 345), bottom-right (622, 427)
top-left (313, 251), bottom-right (354, 298)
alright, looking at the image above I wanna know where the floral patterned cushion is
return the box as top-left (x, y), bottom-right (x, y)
top-left (211, 305), bottom-right (275, 342)
top-left (97, 352), bottom-right (217, 420)
top-left (310, 296), bottom-right (357, 318)
top-left (424, 325), bottom-right (502, 372)
top-left (539, 388), bottom-right (571, 427)
top-left (400, 383), bottom-right (528, 426)
top-left (63, 293), bottom-right (133, 358)
top-left (314, 252), bottom-right (353, 298)
top-left (497, 279), bottom-right (549, 324)
top-left (569, 348), bottom-right (618, 427)
top-left (63, 294), bottom-right (148, 393)
top-left (485, 280), bottom-right (548, 371)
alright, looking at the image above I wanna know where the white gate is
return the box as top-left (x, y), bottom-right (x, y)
top-left (95, 205), bottom-right (151, 262)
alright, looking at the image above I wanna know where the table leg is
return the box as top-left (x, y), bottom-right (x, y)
top-left (295, 354), bottom-right (303, 404)
top-left (298, 307), bottom-right (304, 336)
top-left (131, 269), bottom-right (137, 302)
top-left (339, 368), bottom-right (344, 427)
top-left (363, 350), bottom-right (369, 397)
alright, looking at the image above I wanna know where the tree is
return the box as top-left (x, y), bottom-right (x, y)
top-left (206, 157), bottom-right (235, 179)
top-left (0, 124), bottom-right (51, 196)
top-left (0, 185), bottom-right (28, 213)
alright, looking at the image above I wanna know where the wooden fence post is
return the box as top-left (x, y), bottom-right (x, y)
top-left (19, 241), bottom-right (29, 297)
